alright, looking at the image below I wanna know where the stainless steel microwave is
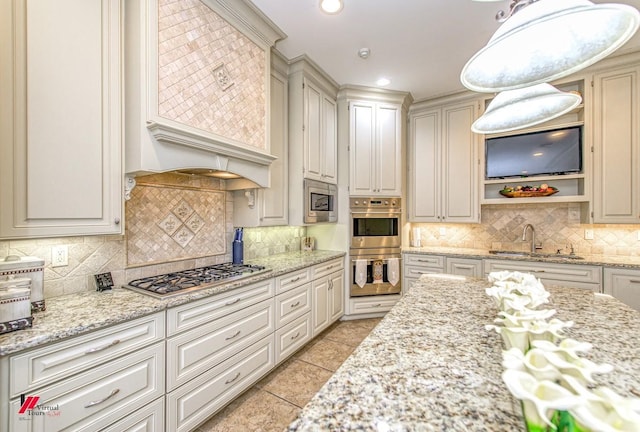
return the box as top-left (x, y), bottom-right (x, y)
top-left (304, 179), bottom-right (337, 224)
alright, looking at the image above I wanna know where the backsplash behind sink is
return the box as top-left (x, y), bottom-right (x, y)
top-left (411, 203), bottom-right (640, 257)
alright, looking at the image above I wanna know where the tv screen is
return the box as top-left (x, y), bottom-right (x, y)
top-left (485, 126), bottom-right (582, 179)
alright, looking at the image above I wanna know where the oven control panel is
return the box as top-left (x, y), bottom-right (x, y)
top-left (350, 197), bottom-right (401, 210)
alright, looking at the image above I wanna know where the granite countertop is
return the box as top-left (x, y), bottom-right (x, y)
top-left (288, 274), bottom-right (640, 431)
top-left (403, 246), bottom-right (640, 269)
top-left (0, 250), bottom-right (344, 356)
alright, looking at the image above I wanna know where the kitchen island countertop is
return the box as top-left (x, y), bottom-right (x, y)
top-left (288, 274), bottom-right (640, 431)
top-left (0, 250), bottom-right (344, 356)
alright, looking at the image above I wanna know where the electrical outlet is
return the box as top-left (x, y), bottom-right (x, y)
top-left (637, 231), bottom-right (640, 241)
top-left (584, 229), bottom-right (594, 240)
top-left (439, 227), bottom-right (447, 236)
top-left (256, 232), bottom-right (262, 243)
top-left (52, 245), bottom-right (69, 267)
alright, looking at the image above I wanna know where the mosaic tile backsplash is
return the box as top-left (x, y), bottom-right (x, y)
top-left (1, 201), bottom-right (639, 299)
top-left (157, 0), bottom-right (266, 150)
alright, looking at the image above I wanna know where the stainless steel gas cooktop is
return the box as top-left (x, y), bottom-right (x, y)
top-left (124, 263), bottom-right (270, 298)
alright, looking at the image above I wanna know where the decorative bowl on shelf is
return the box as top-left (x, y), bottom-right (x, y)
top-left (499, 184), bottom-right (559, 198)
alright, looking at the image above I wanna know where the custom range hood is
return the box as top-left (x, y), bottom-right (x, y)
top-left (124, 0), bottom-right (285, 191)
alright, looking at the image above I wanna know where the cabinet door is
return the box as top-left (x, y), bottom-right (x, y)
top-left (322, 94), bottom-right (338, 183)
top-left (350, 101), bottom-right (376, 195)
top-left (0, 0), bottom-right (123, 239)
top-left (260, 70), bottom-right (289, 225)
top-left (304, 79), bottom-right (324, 181)
top-left (312, 277), bottom-right (330, 335)
top-left (408, 109), bottom-right (440, 221)
top-left (376, 104), bottom-right (402, 196)
top-left (442, 102), bottom-right (479, 222)
top-left (593, 66), bottom-right (640, 223)
top-left (604, 268), bottom-right (640, 311)
top-left (329, 270), bottom-right (345, 322)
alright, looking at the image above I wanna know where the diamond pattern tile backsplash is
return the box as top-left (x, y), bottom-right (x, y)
top-left (126, 182), bottom-right (226, 266)
top-left (157, 0), bottom-right (266, 150)
top-left (2, 199), bottom-right (640, 299)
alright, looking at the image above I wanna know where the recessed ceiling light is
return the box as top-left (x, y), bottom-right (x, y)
top-left (320, 0), bottom-right (343, 14)
top-left (376, 78), bottom-right (391, 86)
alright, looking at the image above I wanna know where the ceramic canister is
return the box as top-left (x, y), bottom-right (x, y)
top-left (0, 255), bottom-right (46, 312)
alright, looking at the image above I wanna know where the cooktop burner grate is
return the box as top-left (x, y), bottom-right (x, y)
top-left (124, 263), bottom-right (270, 298)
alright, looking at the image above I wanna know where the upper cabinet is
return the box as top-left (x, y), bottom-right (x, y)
top-left (0, 0), bottom-right (124, 239)
top-left (234, 51), bottom-right (289, 227)
top-left (348, 99), bottom-right (405, 197)
top-left (124, 0), bottom-right (284, 187)
top-left (288, 58), bottom-right (339, 186)
top-left (408, 98), bottom-right (480, 223)
top-left (592, 65), bottom-right (640, 223)
top-left (288, 57), bottom-right (339, 225)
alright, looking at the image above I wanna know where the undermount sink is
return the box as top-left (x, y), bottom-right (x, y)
top-left (488, 250), bottom-right (584, 260)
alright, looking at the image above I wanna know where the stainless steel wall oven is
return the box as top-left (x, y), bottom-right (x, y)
top-left (350, 197), bottom-right (402, 297)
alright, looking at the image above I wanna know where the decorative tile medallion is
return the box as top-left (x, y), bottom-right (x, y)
top-left (213, 63), bottom-right (234, 91)
top-left (173, 200), bottom-right (194, 222)
top-left (172, 226), bottom-right (196, 248)
top-left (158, 213), bottom-right (182, 236)
top-left (185, 213), bottom-right (205, 234)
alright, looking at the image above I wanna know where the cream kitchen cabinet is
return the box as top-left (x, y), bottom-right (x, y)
top-left (288, 57), bottom-right (339, 225)
top-left (592, 65), bottom-right (640, 223)
top-left (0, 0), bottom-right (123, 239)
top-left (408, 98), bottom-right (480, 223)
top-left (1, 312), bottom-right (165, 432)
top-left (274, 269), bottom-right (312, 364)
top-left (289, 58), bottom-right (339, 185)
top-left (311, 258), bottom-right (345, 335)
top-left (348, 100), bottom-right (404, 196)
top-left (165, 279), bottom-right (275, 431)
top-left (402, 253), bottom-right (482, 292)
top-left (234, 51), bottom-right (289, 226)
top-left (484, 259), bottom-right (602, 292)
top-left (604, 267), bottom-right (640, 311)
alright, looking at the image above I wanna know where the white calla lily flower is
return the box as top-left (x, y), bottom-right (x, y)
top-left (569, 383), bottom-right (640, 432)
top-left (502, 369), bottom-right (582, 429)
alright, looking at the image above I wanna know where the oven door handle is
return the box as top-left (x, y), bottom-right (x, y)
top-left (350, 212), bottom-right (401, 216)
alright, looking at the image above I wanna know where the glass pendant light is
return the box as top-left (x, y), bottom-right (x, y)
top-left (471, 83), bottom-right (582, 134)
top-left (461, 0), bottom-right (640, 93)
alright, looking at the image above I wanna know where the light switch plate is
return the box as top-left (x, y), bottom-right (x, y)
top-left (439, 227), bottom-right (447, 236)
top-left (584, 229), bottom-right (594, 240)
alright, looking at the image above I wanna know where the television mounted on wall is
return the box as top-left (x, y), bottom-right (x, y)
top-left (485, 126), bottom-right (582, 179)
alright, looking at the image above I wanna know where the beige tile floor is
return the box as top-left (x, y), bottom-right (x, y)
top-left (196, 317), bottom-right (382, 432)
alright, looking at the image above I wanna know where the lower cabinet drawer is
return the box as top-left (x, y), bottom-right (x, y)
top-left (9, 342), bottom-right (164, 432)
top-left (10, 312), bottom-right (165, 397)
top-left (484, 259), bottom-right (602, 291)
top-left (166, 299), bottom-right (274, 391)
top-left (275, 313), bottom-right (312, 364)
top-left (102, 396), bottom-right (164, 432)
top-left (166, 336), bottom-right (274, 432)
top-left (349, 296), bottom-right (401, 314)
top-left (275, 282), bottom-right (311, 328)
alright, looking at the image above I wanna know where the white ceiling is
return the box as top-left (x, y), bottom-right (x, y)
top-left (250, 0), bottom-right (640, 101)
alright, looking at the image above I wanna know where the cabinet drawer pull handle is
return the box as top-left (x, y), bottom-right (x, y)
top-left (290, 276), bottom-right (301, 283)
top-left (325, 264), bottom-right (334, 270)
top-left (225, 372), bottom-right (241, 385)
top-left (85, 339), bottom-right (120, 354)
top-left (84, 388), bottom-right (120, 408)
top-left (630, 279), bottom-right (640, 284)
top-left (290, 301), bottom-right (301, 308)
top-left (225, 298), bottom-right (241, 306)
top-left (225, 330), bottom-right (241, 341)
top-left (373, 303), bottom-right (382, 307)
top-left (290, 331), bottom-right (301, 340)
